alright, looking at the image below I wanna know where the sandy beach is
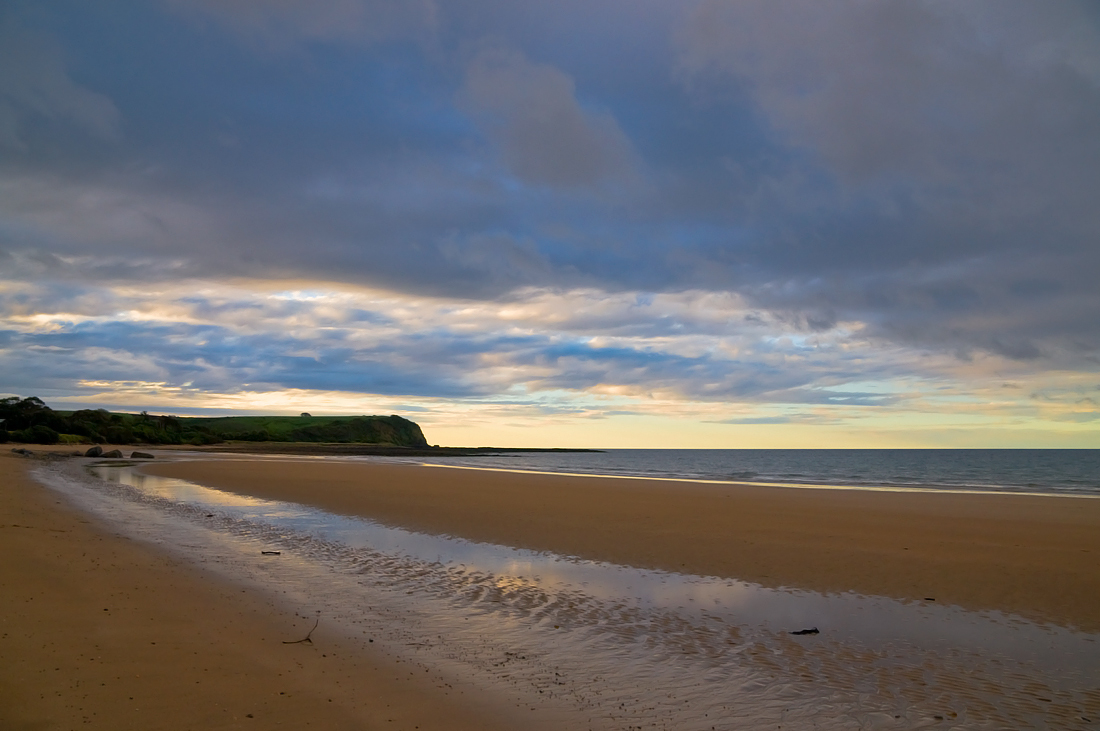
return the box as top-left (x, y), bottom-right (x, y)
top-left (0, 449), bottom-right (519, 731)
top-left (7, 448), bottom-right (1100, 730)
top-left (146, 457), bottom-right (1100, 632)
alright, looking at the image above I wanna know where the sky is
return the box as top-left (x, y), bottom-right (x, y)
top-left (1, 1), bottom-right (1099, 448)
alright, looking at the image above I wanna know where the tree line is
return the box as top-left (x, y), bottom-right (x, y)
top-left (0, 397), bottom-right (221, 446)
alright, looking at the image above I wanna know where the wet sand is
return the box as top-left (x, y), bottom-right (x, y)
top-left (147, 457), bottom-right (1100, 632)
top-left (0, 449), bottom-right (518, 731)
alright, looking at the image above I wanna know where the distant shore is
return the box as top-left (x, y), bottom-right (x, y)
top-left (146, 455), bottom-right (1100, 633)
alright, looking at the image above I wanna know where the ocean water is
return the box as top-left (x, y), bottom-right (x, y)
top-left (413, 449), bottom-right (1100, 497)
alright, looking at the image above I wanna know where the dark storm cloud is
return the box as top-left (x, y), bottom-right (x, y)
top-left (1, 0), bottom-right (1098, 409)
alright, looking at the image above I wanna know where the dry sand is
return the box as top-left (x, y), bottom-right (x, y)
top-left (0, 449), bottom-right (519, 731)
top-left (147, 458), bottom-right (1100, 632)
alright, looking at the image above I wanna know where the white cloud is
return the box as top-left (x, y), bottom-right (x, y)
top-left (3, 275), bottom-right (1097, 444)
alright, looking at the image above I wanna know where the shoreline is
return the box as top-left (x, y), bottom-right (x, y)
top-left (183, 443), bottom-right (1100, 498)
top-left (0, 448), bottom-right (521, 730)
top-left (144, 455), bottom-right (1100, 633)
top-left (418, 461), bottom-right (1100, 498)
top-left (15, 442), bottom-right (1099, 497)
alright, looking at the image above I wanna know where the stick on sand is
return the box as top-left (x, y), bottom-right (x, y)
top-left (283, 616), bottom-right (319, 644)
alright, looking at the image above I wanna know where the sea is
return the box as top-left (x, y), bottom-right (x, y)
top-left (414, 448), bottom-right (1100, 497)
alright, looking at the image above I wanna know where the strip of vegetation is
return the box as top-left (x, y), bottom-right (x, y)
top-left (0, 396), bottom-right (427, 447)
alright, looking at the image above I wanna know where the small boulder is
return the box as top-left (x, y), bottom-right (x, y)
top-left (130, 451), bottom-right (154, 459)
top-left (101, 449), bottom-right (124, 458)
top-left (85, 446), bottom-right (104, 457)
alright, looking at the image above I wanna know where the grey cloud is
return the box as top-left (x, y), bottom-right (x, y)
top-left (0, 19), bottom-right (120, 151)
top-left (678, 1), bottom-right (1100, 225)
top-left (679, 2), bottom-right (1098, 170)
top-left (507, 340), bottom-right (890, 404)
top-left (713, 414), bottom-right (843, 425)
top-left (459, 47), bottom-right (639, 188)
top-left (0, 172), bottom-right (217, 258)
top-left (748, 247), bottom-right (1100, 366)
top-left (438, 232), bottom-right (554, 287)
top-left (673, 1), bottom-right (1100, 362)
top-left (166, 0), bottom-right (438, 46)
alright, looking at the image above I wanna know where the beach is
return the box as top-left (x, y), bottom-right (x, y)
top-left (0, 449), bottom-right (522, 731)
top-left (6, 448), bottom-right (1100, 730)
top-left (146, 457), bottom-right (1100, 632)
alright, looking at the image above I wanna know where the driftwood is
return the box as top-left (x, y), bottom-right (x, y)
top-left (790, 627), bottom-right (820, 635)
top-left (283, 617), bottom-right (319, 645)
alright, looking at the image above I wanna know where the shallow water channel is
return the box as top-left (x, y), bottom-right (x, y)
top-left (34, 459), bottom-right (1100, 730)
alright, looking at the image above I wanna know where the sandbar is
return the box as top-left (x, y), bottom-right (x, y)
top-left (147, 457), bottom-right (1100, 632)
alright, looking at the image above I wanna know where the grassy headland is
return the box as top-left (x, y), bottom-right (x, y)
top-left (0, 396), bottom-right (427, 447)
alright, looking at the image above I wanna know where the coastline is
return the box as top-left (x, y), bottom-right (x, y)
top-left (162, 444), bottom-right (1100, 497)
top-left (0, 448), bottom-right (519, 731)
top-left (146, 456), bottom-right (1100, 632)
top-left (419, 461), bottom-right (1100, 499)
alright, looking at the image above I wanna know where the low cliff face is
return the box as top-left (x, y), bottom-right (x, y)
top-left (285, 415), bottom-right (428, 446)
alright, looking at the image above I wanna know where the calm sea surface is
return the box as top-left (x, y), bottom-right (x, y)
top-left (415, 449), bottom-right (1100, 497)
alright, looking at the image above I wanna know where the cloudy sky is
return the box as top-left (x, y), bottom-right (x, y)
top-left (2, 0), bottom-right (1098, 447)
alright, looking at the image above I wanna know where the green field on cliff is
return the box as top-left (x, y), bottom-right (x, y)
top-left (180, 413), bottom-right (428, 446)
top-left (0, 396), bottom-right (428, 447)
